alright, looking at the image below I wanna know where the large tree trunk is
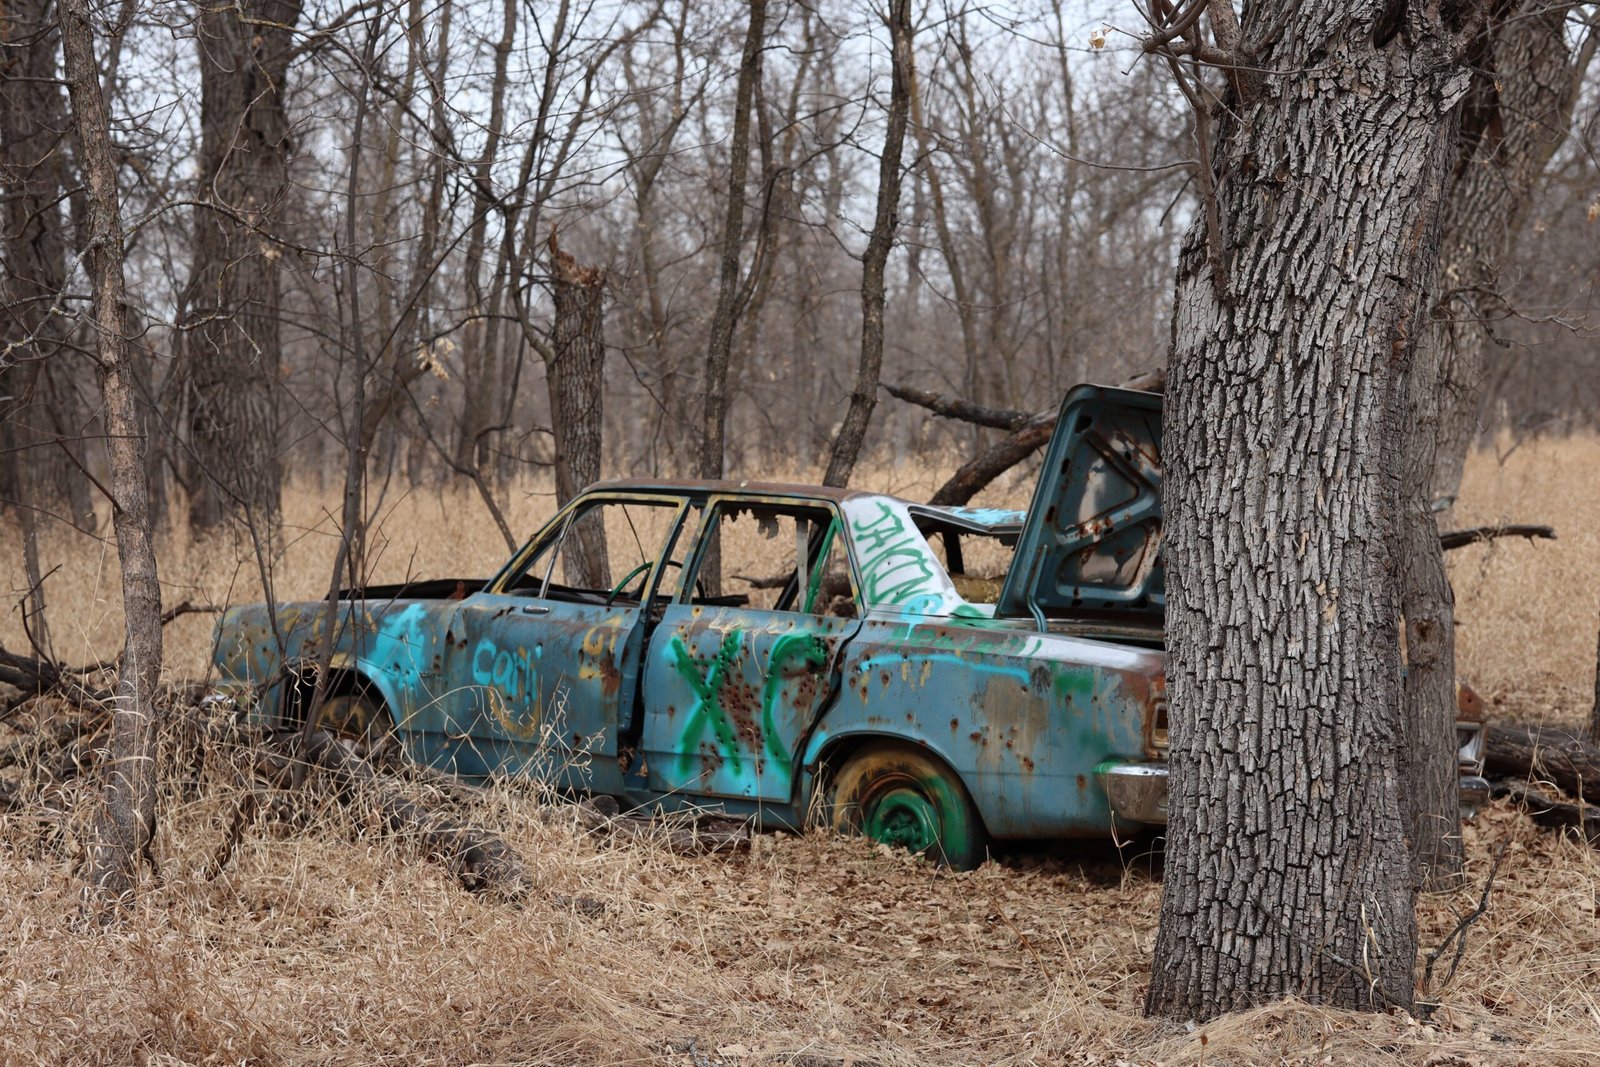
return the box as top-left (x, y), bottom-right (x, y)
top-left (175, 0), bottom-right (304, 532)
top-left (545, 231), bottom-right (608, 588)
top-left (1, 0), bottom-right (94, 535)
top-left (822, 0), bottom-right (912, 488)
top-left (59, 0), bottom-right (164, 910)
top-left (1148, 4), bottom-right (1480, 1019)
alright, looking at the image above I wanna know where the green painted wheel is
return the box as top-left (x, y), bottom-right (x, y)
top-left (828, 745), bottom-right (987, 870)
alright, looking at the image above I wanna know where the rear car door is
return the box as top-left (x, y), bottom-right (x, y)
top-left (640, 496), bottom-right (861, 804)
top-left (437, 493), bottom-right (688, 794)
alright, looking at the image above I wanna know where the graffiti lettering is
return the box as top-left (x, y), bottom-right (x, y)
top-left (849, 501), bottom-right (942, 609)
top-left (758, 631), bottom-right (827, 775)
top-left (472, 637), bottom-right (541, 739)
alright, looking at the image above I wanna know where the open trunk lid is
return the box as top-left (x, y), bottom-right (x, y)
top-left (994, 384), bottom-right (1164, 628)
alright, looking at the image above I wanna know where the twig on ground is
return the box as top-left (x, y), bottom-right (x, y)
top-left (1424, 841), bottom-right (1509, 992)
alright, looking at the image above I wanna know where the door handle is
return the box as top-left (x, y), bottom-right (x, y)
top-left (520, 605), bottom-right (549, 616)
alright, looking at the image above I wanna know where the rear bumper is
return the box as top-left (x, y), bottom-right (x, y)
top-left (1096, 761), bottom-right (1494, 827)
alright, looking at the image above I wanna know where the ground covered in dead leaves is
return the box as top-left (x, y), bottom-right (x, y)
top-left (3, 775), bottom-right (1598, 1066)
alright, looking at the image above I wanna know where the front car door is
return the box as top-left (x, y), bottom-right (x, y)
top-left (640, 495), bottom-right (862, 812)
top-left (434, 492), bottom-right (689, 794)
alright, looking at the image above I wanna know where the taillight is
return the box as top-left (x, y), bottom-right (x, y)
top-left (1149, 697), bottom-right (1169, 755)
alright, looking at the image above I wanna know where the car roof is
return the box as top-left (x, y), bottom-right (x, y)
top-left (584, 477), bottom-right (886, 505)
top-left (584, 478), bottom-right (1026, 532)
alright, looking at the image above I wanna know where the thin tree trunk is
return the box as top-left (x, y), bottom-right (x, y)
top-left (176, 0), bottom-right (303, 532)
top-left (1590, 625), bottom-right (1600, 743)
top-left (1400, 1), bottom-right (1591, 888)
top-left (699, 0), bottom-right (767, 485)
top-left (696, 0), bottom-right (767, 595)
top-left (59, 0), bottom-right (164, 910)
top-left (546, 231), bottom-right (608, 588)
top-left (822, 0), bottom-right (912, 488)
top-left (1148, 4), bottom-right (1481, 1019)
top-left (1429, 3), bottom-right (1595, 514)
top-left (1, 0), bottom-right (80, 542)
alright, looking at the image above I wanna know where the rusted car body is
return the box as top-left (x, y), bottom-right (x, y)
top-left (213, 385), bottom-right (1487, 866)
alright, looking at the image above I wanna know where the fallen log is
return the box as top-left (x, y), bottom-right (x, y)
top-left (304, 731), bottom-right (532, 902)
top-left (1439, 524), bottom-right (1556, 552)
top-left (1492, 780), bottom-right (1600, 847)
top-left (1482, 723), bottom-right (1600, 802)
top-left (556, 794), bottom-right (751, 855)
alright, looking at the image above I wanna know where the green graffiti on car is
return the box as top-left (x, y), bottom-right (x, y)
top-left (849, 501), bottom-right (941, 606)
top-left (759, 630), bottom-right (827, 775)
top-left (668, 629), bottom-right (745, 777)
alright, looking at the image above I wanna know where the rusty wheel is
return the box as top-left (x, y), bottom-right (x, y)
top-left (828, 744), bottom-right (986, 870)
top-left (313, 691), bottom-right (396, 762)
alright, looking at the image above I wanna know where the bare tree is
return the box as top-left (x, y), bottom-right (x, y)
top-left (1145, 1), bottom-right (1489, 1018)
top-left (699, 0), bottom-right (768, 488)
top-left (58, 0), bottom-right (164, 910)
top-left (1401, 1), bottom-right (1597, 890)
top-left (822, 0), bottom-right (912, 488)
top-left (1, 0), bottom-right (76, 658)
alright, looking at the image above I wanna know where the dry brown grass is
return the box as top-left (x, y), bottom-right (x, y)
top-left (2, 441), bottom-right (1598, 1066)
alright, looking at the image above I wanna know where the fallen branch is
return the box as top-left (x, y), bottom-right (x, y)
top-left (1439, 524), bottom-right (1556, 551)
top-left (1422, 842), bottom-right (1508, 993)
top-left (161, 599), bottom-right (222, 626)
top-left (883, 371), bottom-right (1167, 507)
top-left (880, 383), bottom-right (1036, 432)
top-left (304, 730), bottom-right (532, 902)
top-left (1483, 723), bottom-right (1600, 801)
top-left (1492, 780), bottom-right (1600, 846)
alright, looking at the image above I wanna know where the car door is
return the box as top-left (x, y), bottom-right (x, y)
top-left (438, 493), bottom-right (688, 794)
top-left (640, 496), bottom-right (861, 805)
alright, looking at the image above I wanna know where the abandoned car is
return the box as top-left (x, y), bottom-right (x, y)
top-left (213, 385), bottom-right (1488, 867)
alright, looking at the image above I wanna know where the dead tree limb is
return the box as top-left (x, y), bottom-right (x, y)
top-left (881, 383), bottom-right (1036, 432)
top-left (1483, 723), bottom-right (1600, 801)
top-left (304, 731), bottom-right (532, 902)
top-left (929, 421), bottom-right (1057, 507)
top-left (884, 369), bottom-right (1167, 507)
top-left (1493, 780), bottom-right (1600, 846)
top-left (1439, 524), bottom-right (1556, 551)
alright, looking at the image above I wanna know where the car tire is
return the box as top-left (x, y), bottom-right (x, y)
top-left (827, 744), bottom-right (987, 870)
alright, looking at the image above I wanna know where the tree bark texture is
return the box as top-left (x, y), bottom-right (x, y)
top-left (822, 0), bottom-right (912, 488)
top-left (1400, 1), bottom-right (1587, 889)
top-left (1, 0), bottom-right (93, 530)
top-left (546, 231), bottom-right (608, 589)
top-left (175, 0), bottom-right (304, 531)
top-left (1148, 4), bottom-right (1480, 1019)
top-left (1428, 2), bottom-right (1589, 512)
top-left (58, 0), bottom-right (165, 908)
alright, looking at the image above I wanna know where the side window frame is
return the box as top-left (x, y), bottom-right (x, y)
top-left (489, 493), bottom-right (690, 602)
top-left (676, 495), bottom-right (863, 617)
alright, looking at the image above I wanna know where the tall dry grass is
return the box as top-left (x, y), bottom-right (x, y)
top-left (1, 440), bottom-right (1598, 1065)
